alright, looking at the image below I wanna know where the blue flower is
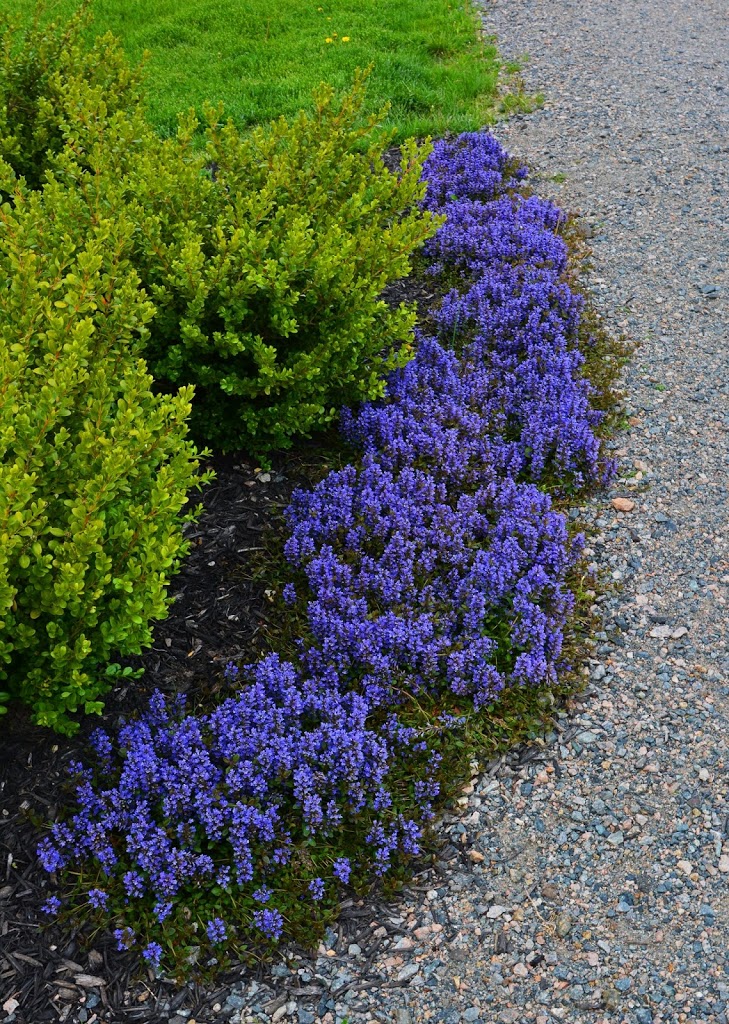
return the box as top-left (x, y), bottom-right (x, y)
top-left (206, 917), bottom-right (228, 944)
top-left (41, 895), bottom-right (61, 915)
top-left (332, 858), bottom-right (351, 885)
top-left (114, 927), bottom-right (136, 951)
top-left (153, 901), bottom-right (173, 923)
top-left (253, 908), bottom-right (284, 941)
top-left (142, 942), bottom-right (163, 968)
top-left (87, 888), bottom-right (108, 911)
top-left (308, 877), bottom-right (325, 901)
top-left (123, 871), bottom-right (145, 898)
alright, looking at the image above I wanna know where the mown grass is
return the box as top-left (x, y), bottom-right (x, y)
top-left (0, 0), bottom-right (519, 139)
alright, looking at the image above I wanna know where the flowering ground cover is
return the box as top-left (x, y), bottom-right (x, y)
top-left (0, 0), bottom-right (517, 140)
top-left (31, 132), bottom-right (624, 980)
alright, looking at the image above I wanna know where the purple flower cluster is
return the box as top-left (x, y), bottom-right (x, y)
top-left (38, 133), bottom-right (609, 967)
top-left (39, 668), bottom-right (441, 886)
top-left (344, 175), bottom-right (607, 492)
top-left (420, 133), bottom-right (527, 209)
top-left (285, 459), bottom-right (578, 711)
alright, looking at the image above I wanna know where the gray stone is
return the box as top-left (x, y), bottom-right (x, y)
top-left (397, 963), bottom-right (420, 984)
top-left (223, 994), bottom-right (246, 1012)
top-left (577, 731), bottom-right (599, 744)
top-left (331, 969), bottom-right (353, 989)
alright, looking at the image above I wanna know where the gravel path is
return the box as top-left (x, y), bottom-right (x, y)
top-left (218, 2), bottom-right (728, 1022)
top-left (8, 3), bottom-right (727, 1023)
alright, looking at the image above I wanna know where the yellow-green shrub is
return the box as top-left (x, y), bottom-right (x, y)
top-left (0, 179), bottom-right (209, 734)
top-left (0, 3), bottom-right (144, 194)
top-left (131, 82), bottom-right (442, 453)
top-left (1, 7), bottom-right (441, 455)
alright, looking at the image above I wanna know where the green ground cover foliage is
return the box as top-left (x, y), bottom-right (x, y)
top-left (0, 0), bottom-right (503, 140)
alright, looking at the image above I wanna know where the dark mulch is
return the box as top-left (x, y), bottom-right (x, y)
top-left (0, 270), bottom-right (439, 1023)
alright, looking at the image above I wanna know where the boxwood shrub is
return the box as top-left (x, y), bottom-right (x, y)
top-left (129, 80), bottom-right (440, 454)
top-left (1, 8), bottom-right (441, 455)
top-left (0, 4), bottom-right (144, 194)
top-left (0, 178), bottom-right (209, 734)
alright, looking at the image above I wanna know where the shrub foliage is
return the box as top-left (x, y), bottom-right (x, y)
top-left (1, 8), bottom-right (441, 454)
top-left (0, 3), bottom-right (144, 193)
top-left (139, 84), bottom-right (440, 453)
top-left (0, 179), bottom-right (209, 733)
top-left (0, 7), bottom-right (441, 730)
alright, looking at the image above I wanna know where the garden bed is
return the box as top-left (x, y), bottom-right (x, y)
top-left (0, 451), bottom-right (316, 1022)
top-left (0, 10), bottom-right (629, 1020)
top-left (0, 132), bottom-right (626, 1024)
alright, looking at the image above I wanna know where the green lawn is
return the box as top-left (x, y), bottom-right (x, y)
top-left (2, 0), bottom-right (504, 139)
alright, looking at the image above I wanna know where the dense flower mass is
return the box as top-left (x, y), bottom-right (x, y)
top-left (420, 133), bottom-right (528, 208)
top-left (38, 132), bottom-right (611, 968)
top-left (344, 188), bottom-right (604, 491)
top-left (285, 458), bottom-right (579, 710)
